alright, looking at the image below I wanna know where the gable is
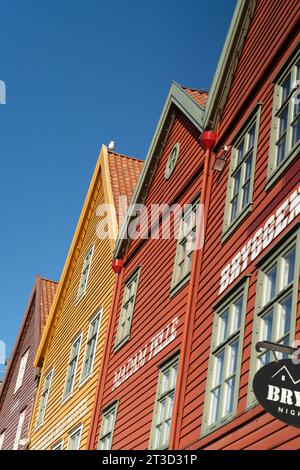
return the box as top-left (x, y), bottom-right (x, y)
top-left (114, 82), bottom-right (207, 259)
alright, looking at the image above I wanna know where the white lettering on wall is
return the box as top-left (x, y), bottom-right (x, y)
top-left (112, 317), bottom-right (179, 391)
top-left (219, 185), bottom-right (300, 295)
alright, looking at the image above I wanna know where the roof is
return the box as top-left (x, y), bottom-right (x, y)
top-left (204, 0), bottom-right (256, 129)
top-left (0, 276), bottom-right (57, 398)
top-left (34, 145), bottom-right (142, 366)
top-left (180, 86), bottom-right (208, 107)
top-left (114, 81), bottom-right (206, 259)
top-left (108, 151), bottom-right (143, 226)
top-left (39, 278), bottom-right (58, 333)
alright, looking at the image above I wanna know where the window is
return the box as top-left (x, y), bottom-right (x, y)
top-left (171, 200), bottom-right (199, 290)
top-left (268, 47), bottom-right (300, 184)
top-left (165, 143), bottom-right (180, 180)
top-left (248, 230), bottom-right (300, 405)
top-left (0, 431), bottom-right (5, 450)
top-left (76, 245), bottom-right (95, 302)
top-left (52, 440), bottom-right (64, 450)
top-left (115, 268), bottom-right (141, 348)
top-left (202, 281), bottom-right (248, 434)
top-left (68, 425), bottom-right (83, 450)
top-left (14, 349), bottom-right (30, 393)
top-left (223, 108), bottom-right (260, 237)
top-left (63, 334), bottom-right (82, 399)
top-left (98, 402), bottom-right (118, 450)
top-left (36, 369), bottom-right (53, 428)
top-left (13, 409), bottom-right (26, 450)
top-left (149, 356), bottom-right (179, 450)
top-left (80, 309), bottom-right (103, 381)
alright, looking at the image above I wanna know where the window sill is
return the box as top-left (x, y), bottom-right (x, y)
top-left (201, 413), bottom-right (235, 438)
top-left (221, 202), bottom-right (252, 244)
top-left (169, 273), bottom-right (190, 298)
top-left (114, 335), bottom-right (130, 353)
top-left (61, 392), bottom-right (74, 405)
top-left (266, 143), bottom-right (300, 191)
top-left (78, 373), bottom-right (92, 389)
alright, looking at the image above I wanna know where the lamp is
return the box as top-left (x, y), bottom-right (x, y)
top-left (213, 145), bottom-right (229, 172)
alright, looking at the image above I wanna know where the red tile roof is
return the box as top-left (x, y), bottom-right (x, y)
top-left (180, 86), bottom-right (208, 107)
top-left (108, 151), bottom-right (143, 226)
top-left (39, 277), bottom-right (58, 333)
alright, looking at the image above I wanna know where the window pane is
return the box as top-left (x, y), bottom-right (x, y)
top-left (278, 294), bottom-right (292, 339)
top-left (213, 351), bottom-right (224, 388)
top-left (232, 297), bottom-right (243, 334)
top-left (218, 310), bottom-right (229, 344)
top-left (276, 135), bottom-right (286, 165)
top-left (292, 115), bottom-right (300, 148)
top-left (264, 265), bottom-right (277, 304)
top-left (209, 386), bottom-right (221, 425)
top-left (282, 247), bottom-right (296, 289)
top-left (230, 195), bottom-right (238, 222)
top-left (233, 169), bottom-right (241, 196)
top-left (237, 141), bottom-right (244, 164)
top-left (261, 310), bottom-right (273, 342)
top-left (242, 181), bottom-right (250, 208)
top-left (224, 376), bottom-right (236, 417)
top-left (281, 74), bottom-right (291, 103)
top-left (278, 106), bottom-right (288, 138)
top-left (227, 340), bottom-right (239, 377)
top-left (248, 126), bottom-right (256, 150)
top-left (245, 154), bottom-right (253, 180)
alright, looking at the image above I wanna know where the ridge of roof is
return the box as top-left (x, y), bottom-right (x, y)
top-left (107, 149), bottom-right (144, 163)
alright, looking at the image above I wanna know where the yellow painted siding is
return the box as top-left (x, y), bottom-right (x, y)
top-left (29, 169), bottom-right (115, 450)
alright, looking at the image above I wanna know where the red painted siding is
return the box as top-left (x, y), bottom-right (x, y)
top-left (178, 0), bottom-right (300, 450)
top-left (92, 108), bottom-right (206, 449)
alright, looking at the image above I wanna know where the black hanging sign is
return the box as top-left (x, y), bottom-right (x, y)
top-left (253, 359), bottom-right (300, 428)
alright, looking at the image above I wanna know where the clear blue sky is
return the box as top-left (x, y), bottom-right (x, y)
top-left (0, 0), bottom-right (236, 360)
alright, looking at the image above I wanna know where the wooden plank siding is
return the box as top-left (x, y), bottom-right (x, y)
top-left (92, 106), bottom-right (206, 449)
top-left (28, 147), bottom-right (142, 450)
top-left (178, 0), bottom-right (300, 450)
top-left (29, 176), bottom-right (114, 450)
top-left (0, 278), bottom-right (57, 450)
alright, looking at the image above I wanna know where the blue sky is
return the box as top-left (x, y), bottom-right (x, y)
top-left (0, 0), bottom-right (236, 361)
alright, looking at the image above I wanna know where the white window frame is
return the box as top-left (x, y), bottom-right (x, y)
top-left (115, 268), bottom-right (141, 349)
top-left (63, 333), bottom-right (82, 400)
top-left (247, 228), bottom-right (300, 406)
top-left (13, 409), bottom-right (26, 450)
top-left (98, 402), bottom-right (118, 450)
top-left (76, 245), bottom-right (95, 302)
top-left (0, 431), bottom-right (5, 450)
top-left (80, 308), bottom-right (103, 384)
top-left (52, 440), bottom-right (64, 450)
top-left (149, 355), bottom-right (179, 450)
top-left (222, 106), bottom-right (261, 240)
top-left (171, 199), bottom-right (199, 293)
top-left (67, 424), bottom-right (83, 450)
top-left (267, 45), bottom-right (300, 188)
top-left (202, 280), bottom-right (248, 435)
top-left (35, 369), bottom-right (54, 428)
top-left (14, 348), bottom-right (30, 393)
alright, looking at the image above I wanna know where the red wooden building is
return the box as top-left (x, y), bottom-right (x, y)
top-left (88, 0), bottom-right (299, 450)
top-left (0, 276), bottom-right (57, 450)
top-left (87, 82), bottom-right (208, 449)
top-left (174, 0), bottom-right (300, 450)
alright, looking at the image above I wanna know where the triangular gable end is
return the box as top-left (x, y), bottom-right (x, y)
top-left (114, 81), bottom-right (207, 259)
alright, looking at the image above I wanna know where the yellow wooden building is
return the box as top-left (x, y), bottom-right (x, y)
top-left (28, 145), bottom-right (143, 450)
